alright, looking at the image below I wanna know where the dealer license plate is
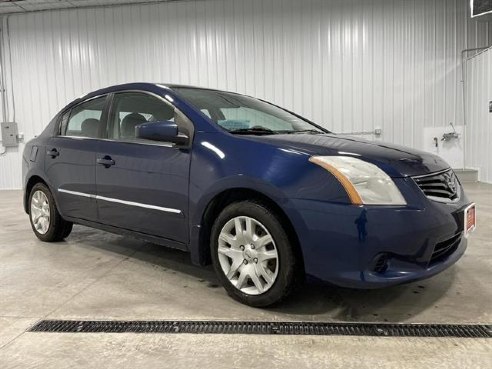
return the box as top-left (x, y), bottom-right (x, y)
top-left (464, 203), bottom-right (476, 237)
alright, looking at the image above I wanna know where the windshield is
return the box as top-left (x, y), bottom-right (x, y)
top-left (173, 87), bottom-right (327, 135)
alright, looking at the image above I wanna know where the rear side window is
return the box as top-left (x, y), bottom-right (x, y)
top-left (60, 96), bottom-right (106, 138)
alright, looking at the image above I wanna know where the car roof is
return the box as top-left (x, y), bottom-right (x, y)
top-left (164, 83), bottom-right (226, 92)
top-left (63, 82), bottom-right (235, 113)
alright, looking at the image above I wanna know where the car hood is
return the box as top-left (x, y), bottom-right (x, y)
top-left (248, 133), bottom-right (449, 177)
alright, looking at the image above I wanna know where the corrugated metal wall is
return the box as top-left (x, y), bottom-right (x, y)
top-left (465, 46), bottom-right (492, 183)
top-left (0, 0), bottom-right (491, 189)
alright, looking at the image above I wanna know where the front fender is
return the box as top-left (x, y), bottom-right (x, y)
top-left (186, 131), bottom-right (347, 265)
top-left (188, 173), bottom-right (312, 266)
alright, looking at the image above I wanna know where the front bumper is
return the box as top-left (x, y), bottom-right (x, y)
top-left (287, 177), bottom-right (471, 288)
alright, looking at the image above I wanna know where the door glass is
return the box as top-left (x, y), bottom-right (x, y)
top-left (109, 93), bottom-right (176, 141)
top-left (61, 96), bottom-right (106, 138)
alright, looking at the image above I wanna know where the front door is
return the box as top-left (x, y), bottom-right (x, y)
top-left (95, 92), bottom-right (191, 245)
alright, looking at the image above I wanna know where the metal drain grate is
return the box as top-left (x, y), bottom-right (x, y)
top-left (29, 320), bottom-right (491, 338)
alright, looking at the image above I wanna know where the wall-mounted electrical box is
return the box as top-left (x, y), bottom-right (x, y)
top-left (1, 122), bottom-right (19, 147)
top-left (471, 0), bottom-right (492, 21)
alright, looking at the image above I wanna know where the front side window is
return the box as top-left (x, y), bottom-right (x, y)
top-left (108, 92), bottom-right (176, 141)
top-left (173, 88), bottom-right (327, 135)
top-left (61, 96), bottom-right (106, 138)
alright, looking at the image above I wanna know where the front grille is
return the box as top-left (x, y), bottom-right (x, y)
top-left (430, 233), bottom-right (462, 263)
top-left (413, 169), bottom-right (459, 202)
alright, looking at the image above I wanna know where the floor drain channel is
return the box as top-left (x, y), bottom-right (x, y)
top-left (28, 320), bottom-right (491, 338)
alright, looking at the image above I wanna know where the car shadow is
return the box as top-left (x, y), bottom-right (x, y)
top-left (269, 274), bottom-right (455, 322)
top-left (68, 225), bottom-right (456, 323)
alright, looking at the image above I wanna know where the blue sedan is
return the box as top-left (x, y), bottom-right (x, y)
top-left (22, 83), bottom-right (476, 306)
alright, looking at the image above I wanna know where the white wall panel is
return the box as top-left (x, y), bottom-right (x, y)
top-left (0, 0), bottom-right (491, 188)
top-left (465, 46), bottom-right (492, 183)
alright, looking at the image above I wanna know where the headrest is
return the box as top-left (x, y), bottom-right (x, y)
top-left (121, 113), bottom-right (147, 138)
top-left (81, 118), bottom-right (99, 138)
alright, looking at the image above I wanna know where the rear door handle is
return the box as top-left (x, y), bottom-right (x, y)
top-left (46, 148), bottom-right (59, 158)
top-left (97, 155), bottom-right (115, 168)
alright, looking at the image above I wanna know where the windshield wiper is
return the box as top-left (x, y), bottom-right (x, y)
top-left (279, 129), bottom-right (326, 134)
top-left (230, 128), bottom-right (327, 135)
top-left (230, 127), bottom-right (277, 135)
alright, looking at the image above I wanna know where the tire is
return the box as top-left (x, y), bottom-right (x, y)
top-left (210, 201), bottom-right (300, 307)
top-left (61, 222), bottom-right (74, 239)
top-left (28, 182), bottom-right (73, 242)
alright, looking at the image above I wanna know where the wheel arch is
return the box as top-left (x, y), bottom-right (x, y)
top-left (24, 175), bottom-right (49, 214)
top-left (196, 188), bottom-right (305, 272)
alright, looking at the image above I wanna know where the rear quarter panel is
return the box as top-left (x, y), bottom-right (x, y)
top-left (22, 137), bottom-right (48, 213)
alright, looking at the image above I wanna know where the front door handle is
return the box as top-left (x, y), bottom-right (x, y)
top-left (97, 155), bottom-right (115, 168)
top-left (47, 148), bottom-right (59, 158)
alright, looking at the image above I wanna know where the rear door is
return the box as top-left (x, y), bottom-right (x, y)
top-left (45, 95), bottom-right (108, 221)
top-left (95, 91), bottom-right (192, 246)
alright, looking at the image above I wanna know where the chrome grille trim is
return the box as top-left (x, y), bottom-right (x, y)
top-left (413, 169), bottom-right (460, 203)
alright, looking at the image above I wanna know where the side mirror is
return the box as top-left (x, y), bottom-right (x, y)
top-left (135, 121), bottom-right (188, 145)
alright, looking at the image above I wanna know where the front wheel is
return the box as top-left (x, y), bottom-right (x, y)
top-left (29, 183), bottom-right (73, 242)
top-left (210, 201), bottom-right (299, 307)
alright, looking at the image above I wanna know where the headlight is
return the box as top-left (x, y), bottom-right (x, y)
top-left (309, 156), bottom-right (407, 205)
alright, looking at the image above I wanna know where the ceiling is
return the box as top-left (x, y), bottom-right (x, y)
top-left (0, 0), bottom-right (188, 14)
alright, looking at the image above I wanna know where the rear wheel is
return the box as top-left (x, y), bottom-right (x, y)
top-left (210, 201), bottom-right (299, 307)
top-left (29, 183), bottom-right (73, 242)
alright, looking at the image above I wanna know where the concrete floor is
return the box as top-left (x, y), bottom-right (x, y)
top-left (0, 183), bottom-right (490, 368)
